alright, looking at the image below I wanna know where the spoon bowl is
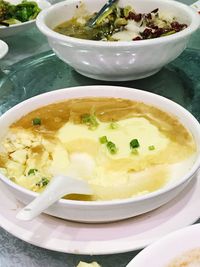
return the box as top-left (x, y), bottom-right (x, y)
top-left (16, 152), bottom-right (94, 221)
top-left (16, 175), bottom-right (92, 221)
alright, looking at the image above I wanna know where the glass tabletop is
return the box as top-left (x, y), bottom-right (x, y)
top-left (0, 0), bottom-right (200, 266)
top-left (0, 48), bottom-right (200, 119)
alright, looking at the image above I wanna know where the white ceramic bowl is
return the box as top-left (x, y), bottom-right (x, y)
top-left (0, 40), bottom-right (8, 59)
top-left (0, 0), bottom-right (51, 38)
top-left (36, 0), bottom-right (200, 81)
top-left (127, 223), bottom-right (200, 267)
top-left (0, 85), bottom-right (200, 223)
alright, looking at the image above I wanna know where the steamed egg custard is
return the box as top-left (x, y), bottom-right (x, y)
top-left (0, 98), bottom-right (196, 201)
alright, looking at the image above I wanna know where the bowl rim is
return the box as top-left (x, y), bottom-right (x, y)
top-left (126, 223), bottom-right (200, 267)
top-left (0, 40), bottom-right (9, 59)
top-left (36, 0), bottom-right (200, 47)
top-left (0, 18), bottom-right (35, 30)
top-left (0, 85), bottom-right (200, 207)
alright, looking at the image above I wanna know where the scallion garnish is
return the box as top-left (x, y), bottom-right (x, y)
top-left (36, 177), bottom-right (49, 187)
top-left (32, 117), bottom-right (41, 125)
top-left (130, 139), bottom-right (140, 149)
top-left (109, 122), bottom-right (118, 129)
top-left (99, 135), bottom-right (118, 154)
top-left (99, 136), bottom-right (108, 144)
top-left (106, 141), bottom-right (117, 154)
top-left (148, 145), bottom-right (155, 151)
top-left (81, 113), bottom-right (99, 130)
top-left (28, 169), bottom-right (38, 175)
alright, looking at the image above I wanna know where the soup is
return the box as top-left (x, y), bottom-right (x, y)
top-left (54, 4), bottom-right (187, 41)
top-left (0, 97), bottom-right (196, 201)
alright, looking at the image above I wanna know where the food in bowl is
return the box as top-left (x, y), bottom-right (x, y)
top-left (0, 97), bottom-right (197, 201)
top-left (54, 4), bottom-right (187, 41)
top-left (0, 85), bottom-right (199, 222)
top-left (167, 248), bottom-right (200, 267)
top-left (36, 0), bottom-right (200, 81)
top-left (0, 0), bottom-right (41, 26)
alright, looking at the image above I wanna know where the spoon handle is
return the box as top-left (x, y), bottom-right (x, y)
top-left (16, 176), bottom-right (91, 221)
top-left (88, 0), bottom-right (118, 27)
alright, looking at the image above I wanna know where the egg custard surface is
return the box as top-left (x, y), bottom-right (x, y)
top-left (0, 97), bottom-right (196, 201)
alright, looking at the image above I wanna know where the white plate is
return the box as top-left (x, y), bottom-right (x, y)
top-left (0, 40), bottom-right (8, 58)
top-left (0, 0), bottom-right (51, 38)
top-left (127, 223), bottom-right (200, 267)
top-left (0, 174), bottom-right (200, 255)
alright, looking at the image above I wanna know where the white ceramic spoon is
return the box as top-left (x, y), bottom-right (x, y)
top-left (16, 153), bottom-right (94, 221)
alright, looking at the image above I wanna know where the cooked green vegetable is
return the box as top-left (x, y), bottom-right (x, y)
top-left (0, 0), bottom-right (41, 26)
top-left (123, 5), bottom-right (133, 17)
top-left (0, 0), bottom-right (12, 21)
top-left (54, 4), bottom-right (188, 41)
top-left (54, 4), bottom-right (127, 41)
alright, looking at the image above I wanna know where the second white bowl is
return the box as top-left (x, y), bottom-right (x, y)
top-left (36, 0), bottom-right (199, 81)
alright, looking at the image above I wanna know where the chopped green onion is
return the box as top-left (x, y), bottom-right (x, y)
top-left (81, 113), bottom-right (99, 130)
top-left (106, 141), bottom-right (117, 154)
top-left (32, 117), bottom-right (41, 125)
top-left (36, 177), bottom-right (49, 187)
top-left (109, 122), bottom-right (118, 129)
top-left (130, 139), bottom-right (140, 149)
top-left (28, 169), bottom-right (38, 175)
top-left (99, 136), bottom-right (108, 144)
top-left (99, 136), bottom-right (118, 154)
top-left (148, 145), bottom-right (155, 151)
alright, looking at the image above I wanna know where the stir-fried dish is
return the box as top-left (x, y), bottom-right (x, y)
top-left (54, 4), bottom-right (188, 41)
top-left (0, 0), bottom-right (41, 26)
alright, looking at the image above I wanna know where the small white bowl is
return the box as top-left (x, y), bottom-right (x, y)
top-left (127, 223), bottom-right (200, 267)
top-left (36, 0), bottom-right (200, 81)
top-left (0, 0), bottom-right (51, 38)
top-left (0, 40), bottom-right (8, 59)
top-left (0, 85), bottom-right (200, 223)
